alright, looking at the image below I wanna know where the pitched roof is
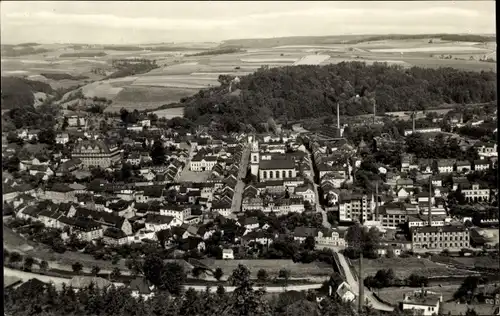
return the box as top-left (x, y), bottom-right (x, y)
top-left (259, 159), bottom-right (295, 170)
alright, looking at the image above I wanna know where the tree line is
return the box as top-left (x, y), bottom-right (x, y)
top-left (180, 62), bottom-right (496, 132)
top-left (4, 262), bottom-right (418, 316)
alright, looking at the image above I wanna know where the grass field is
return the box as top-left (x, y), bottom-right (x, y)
top-left (351, 257), bottom-right (474, 279)
top-left (201, 259), bottom-right (333, 279)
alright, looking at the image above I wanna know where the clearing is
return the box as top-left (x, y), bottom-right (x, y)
top-left (152, 107), bottom-right (185, 119)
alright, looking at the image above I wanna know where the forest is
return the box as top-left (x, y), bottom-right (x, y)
top-left (59, 52), bottom-right (108, 58)
top-left (186, 48), bottom-right (246, 57)
top-left (180, 62), bottom-right (497, 132)
top-left (106, 59), bottom-right (159, 79)
top-left (1, 77), bottom-right (55, 110)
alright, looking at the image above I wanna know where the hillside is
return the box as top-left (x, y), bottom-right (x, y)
top-left (1, 77), bottom-right (55, 110)
top-left (221, 34), bottom-right (496, 48)
top-left (180, 62), bottom-right (497, 132)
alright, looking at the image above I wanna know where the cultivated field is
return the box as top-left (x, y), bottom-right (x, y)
top-left (2, 38), bottom-right (496, 113)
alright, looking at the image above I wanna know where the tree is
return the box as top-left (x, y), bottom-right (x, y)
top-left (23, 256), bottom-right (35, 271)
top-left (9, 251), bottom-right (22, 264)
top-left (72, 262), bottom-right (83, 274)
top-left (39, 260), bottom-right (49, 271)
top-left (192, 267), bottom-right (203, 279)
top-left (214, 267), bottom-right (224, 282)
top-left (143, 254), bottom-right (186, 295)
top-left (111, 267), bottom-right (121, 281)
top-left (37, 128), bottom-right (56, 145)
top-left (150, 140), bottom-right (166, 165)
top-left (156, 229), bottom-right (172, 249)
top-left (278, 269), bottom-right (291, 289)
top-left (91, 265), bottom-right (101, 276)
top-left (228, 264), bottom-right (271, 316)
top-left (257, 269), bottom-right (268, 285)
top-left (304, 236), bottom-right (316, 251)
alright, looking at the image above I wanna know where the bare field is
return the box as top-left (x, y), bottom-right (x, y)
top-left (177, 168), bottom-right (211, 182)
top-left (153, 107), bottom-right (185, 118)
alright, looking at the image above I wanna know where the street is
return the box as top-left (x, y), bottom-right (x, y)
top-left (230, 142), bottom-right (251, 215)
top-left (304, 146), bottom-right (331, 229)
top-left (335, 252), bottom-right (394, 312)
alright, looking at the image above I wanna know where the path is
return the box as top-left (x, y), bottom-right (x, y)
top-left (335, 252), bottom-right (394, 312)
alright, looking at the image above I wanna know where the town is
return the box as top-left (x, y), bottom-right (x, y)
top-left (3, 95), bottom-right (499, 315)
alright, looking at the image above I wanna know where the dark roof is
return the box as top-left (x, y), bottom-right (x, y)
top-left (103, 227), bottom-right (127, 239)
top-left (145, 214), bottom-right (175, 225)
top-left (74, 208), bottom-right (125, 228)
top-left (129, 277), bottom-right (152, 294)
top-left (411, 225), bottom-right (469, 234)
top-left (259, 159), bottom-right (295, 170)
top-left (293, 226), bottom-right (318, 238)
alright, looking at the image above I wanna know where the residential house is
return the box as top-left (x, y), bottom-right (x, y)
top-left (59, 216), bottom-right (104, 242)
top-left (44, 184), bottom-right (76, 203)
top-left (437, 160), bottom-right (454, 174)
top-left (462, 183), bottom-right (490, 203)
top-left (189, 155), bottom-right (218, 172)
top-left (329, 274), bottom-right (356, 303)
top-left (473, 159), bottom-right (490, 171)
top-left (474, 142), bottom-right (497, 158)
top-left (222, 248), bottom-right (234, 260)
top-left (238, 217), bottom-right (260, 232)
top-left (102, 227), bottom-right (129, 246)
top-left (315, 228), bottom-right (346, 248)
top-left (160, 204), bottom-right (191, 222)
top-left (400, 291), bottom-right (442, 316)
top-left (294, 183), bottom-right (316, 204)
top-left (71, 208), bottom-right (133, 235)
top-left (144, 214), bottom-right (182, 232)
top-left (293, 226), bottom-right (318, 243)
top-left (130, 277), bottom-right (155, 301)
top-left (455, 160), bottom-right (472, 174)
top-left (56, 133), bottom-right (69, 145)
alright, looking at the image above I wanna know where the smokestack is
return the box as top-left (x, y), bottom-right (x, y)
top-left (375, 182), bottom-right (379, 221)
top-left (359, 201), bottom-right (364, 313)
top-left (412, 112), bottom-right (416, 133)
top-left (428, 176), bottom-right (432, 226)
top-left (337, 103), bottom-right (340, 137)
top-left (373, 99), bottom-right (376, 124)
top-left (359, 248), bottom-right (364, 313)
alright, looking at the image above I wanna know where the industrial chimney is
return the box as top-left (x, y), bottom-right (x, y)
top-left (412, 111), bottom-right (416, 134)
top-left (428, 176), bottom-right (432, 226)
top-left (372, 99), bottom-right (376, 124)
top-left (375, 181), bottom-right (379, 221)
top-left (337, 103), bottom-right (341, 137)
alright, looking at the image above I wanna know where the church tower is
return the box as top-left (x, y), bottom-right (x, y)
top-left (250, 139), bottom-right (260, 177)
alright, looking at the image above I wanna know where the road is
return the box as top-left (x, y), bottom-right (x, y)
top-left (335, 252), bottom-right (394, 312)
top-left (231, 142), bottom-right (251, 215)
top-left (304, 145), bottom-right (331, 229)
top-left (4, 267), bottom-right (322, 293)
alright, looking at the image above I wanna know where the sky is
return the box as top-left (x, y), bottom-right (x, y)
top-left (0, 1), bottom-right (496, 44)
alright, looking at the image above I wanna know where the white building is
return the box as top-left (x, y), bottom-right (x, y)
top-left (404, 127), bottom-right (442, 136)
top-left (401, 291), bottom-right (442, 316)
top-left (462, 183), bottom-right (490, 203)
top-left (190, 156), bottom-right (218, 171)
top-left (222, 248), bottom-right (234, 260)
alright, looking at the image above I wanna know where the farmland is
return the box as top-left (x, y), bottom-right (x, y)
top-left (1, 36), bottom-right (496, 113)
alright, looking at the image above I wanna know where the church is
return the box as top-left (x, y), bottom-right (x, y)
top-left (249, 137), bottom-right (297, 182)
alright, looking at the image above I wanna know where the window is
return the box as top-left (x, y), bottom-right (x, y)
top-left (289, 170), bottom-right (293, 178)
top-left (263, 171), bottom-right (267, 179)
top-left (269, 171), bottom-right (273, 179)
top-left (282, 170), bottom-right (286, 178)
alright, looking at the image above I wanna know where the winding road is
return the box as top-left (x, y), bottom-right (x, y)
top-left (335, 252), bottom-right (394, 312)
